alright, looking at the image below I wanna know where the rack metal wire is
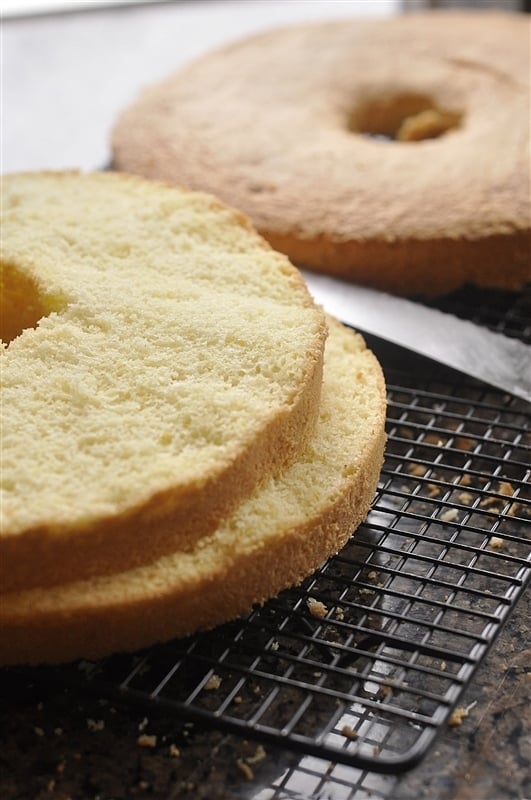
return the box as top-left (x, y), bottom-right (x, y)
top-left (7, 286), bottom-right (531, 776)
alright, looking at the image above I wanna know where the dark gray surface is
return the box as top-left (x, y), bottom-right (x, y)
top-left (1, 594), bottom-right (529, 799)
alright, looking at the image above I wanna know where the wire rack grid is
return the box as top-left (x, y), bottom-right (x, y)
top-left (53, 286), bottom-right (530, 776)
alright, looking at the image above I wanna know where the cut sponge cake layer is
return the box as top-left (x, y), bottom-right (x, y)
top-left (0, 171), bottom-right (327, 593)
top-left (0, 318), bottom-right (386, 666)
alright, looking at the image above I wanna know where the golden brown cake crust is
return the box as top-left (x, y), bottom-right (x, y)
top-left (0, 171), bottom-right (327, 593)
top-left (0, 320), bottom-right (386, 666)
top-left (112, 11), bottom-right (531, 297)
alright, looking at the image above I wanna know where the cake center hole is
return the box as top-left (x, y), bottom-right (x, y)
top-left (349, 92), bottom-right (462, 141)
top-left (1, 262), bottom-right (60, 345)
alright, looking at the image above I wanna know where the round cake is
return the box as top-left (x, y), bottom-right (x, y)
top-left (0, 318), bottom-right (387, 666)
top-left (112, 11), bottom-right (531, 297)
top-left (0, 171), bottom-right (327, 593)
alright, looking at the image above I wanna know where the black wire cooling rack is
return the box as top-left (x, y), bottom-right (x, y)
top-left (11, 286), bottom-right (531, 777)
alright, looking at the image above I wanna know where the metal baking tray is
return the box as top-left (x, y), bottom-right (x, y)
top-left (4, 285), bottom-right (530, 776)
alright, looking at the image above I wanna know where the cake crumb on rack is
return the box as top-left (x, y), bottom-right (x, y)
top-left (87, 718), bottom-right (105, 732)
top-left (307, 597), bottom-right (327, 618)
top-left (488, 536), bottom-right (504, 549)
top-left (236, 759), bottom-right (254, 780)
top-left (458, 492), bottom-right (474, 504)
top-left (137, 734), bottom-right (157, 748)
top-left (480, 495), bottom-right (502, 510)
top-left (408, 463), bottom-right (426, 477)
top-left (498, 480), bottom-right (514, 496)
top-left (341, 724), bottom-right (358, 740)
top-left (507, 501), bottom-right (520, 517)
top-left (204, 673), bottom-right (222, 691)
top-left (246, 745), bottom-right (267, 765)
top-left (449, 701), bottom-right (477, 727)
top-left (440, 508), bottom-right (459, 523)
